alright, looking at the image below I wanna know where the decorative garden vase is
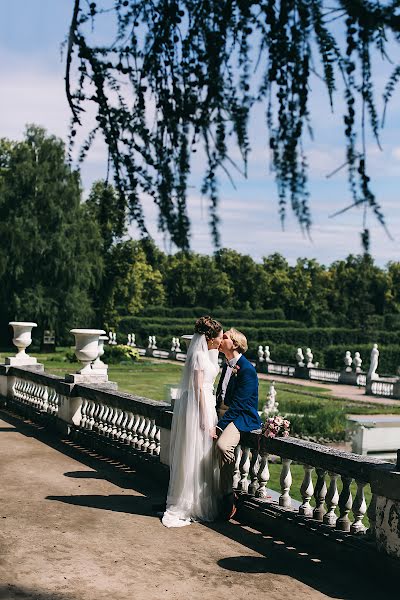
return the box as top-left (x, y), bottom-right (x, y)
top-left (70, 329), bottom-right (106, 374)
top-left (6, 322), bottom-right (38, 365)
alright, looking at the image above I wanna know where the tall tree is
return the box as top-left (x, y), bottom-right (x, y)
top-left (0, 125), bottom-right (102, 343)
top-left (66, 0), bottom-right (399, 251)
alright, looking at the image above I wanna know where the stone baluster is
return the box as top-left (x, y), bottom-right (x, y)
top-left (87, 401), bottom-right (96, 431)
top-left (125, 412), bottom-right (135, 445)
top-left (313, 468), bottom-right (327, 520)
top-left (279, 458), bottom-right (293, 508)
top-left (99, 404), bottom-right (109, 436)
top-left (367, 492), bottom-right (377, 536)
top-left (299, 465), bottom-right (314, 517)
top-left (112, 409), bottom-right (121, 439)
top-left (323, 472), bottom-right (339, 526)
top-left (350, 480), bottom-right (367, 534)
top-left (131, 413), bottom-right (140, 446)
top-left (248, 452), bottom-right (260, 495)
top-left (96, 404), bottom-right (106, 434)
top-left (80, 399), bottom-right (89, 428)
top-left (105, 407), bottom-right (115, 437)
top-left (119, 411), bottom-right (129, 443)
top-left (154, 426), bottom-right (161, 456)
top-left (148, 420), bottom-right (157, 454)
top-left (256, 453), bottom-right (270, 499)
top-left (92, 403), bottom-right (101, 432)
top-left (42, 386), bottom-right (49, 412)
top-left (142, 418), bottom-right (152, 452)
top-left (238, 446), bottom-right (251, 492)
top-left (136, 416), bottom-right (146, 449)
top-left (233, 445), bottom-right (242, 489)
top-left (337, 476), bottom-right (353, 532)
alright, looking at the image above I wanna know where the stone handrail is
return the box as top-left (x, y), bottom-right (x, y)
top-left (1, 365), bottom-right (400, 561)
top-left (236, 433), bottom-right (400, 557)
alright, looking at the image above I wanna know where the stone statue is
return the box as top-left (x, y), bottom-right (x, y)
top-left (296, 348), bottom-right (305, 367)
top-left (257, 345), bottom-right (264, 363)
top-left (354, 352), bottom-right (362, 372)
top-left (131, 333), bottom-right (136, 347)
top-left (128, 334), bottom-right (132, 346)
top-left (175, 338), bottom-right (181, 352)
top-left (263, 381), bottom-right (279, 417)
top-left (148, 335), bottom-right (153, 349)
top-left (305, 347), bottom-right (314, 368)
top-left (344, 351), bottom-right (353, 372)
top-left (151, 335), bottom-right (157, 349)
top-left (171, 337), bottom-right (177, 352)
top-left (264, 345), bottom-right (271, 363)
top-left (367, 343), bottom-right (379, 380)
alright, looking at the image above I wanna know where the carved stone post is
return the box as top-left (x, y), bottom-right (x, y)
top-left (239, 447), bottom-right (251, 492)
top-left (256, 453), bottom-right (270, 499)
top-left (350, 480), bottom-right (367, 534)
top-left (323, 473), bottom-right (339, 526)
top-left (299, 465), bottom-right (314, 516)
top-left (248, 452), bottom-right (260, 495)
top-left (279, 458), bottom-right (293, 508)
top-left (313, 468), bottom-right (327, 521)
top-left (337, 476), bottom-right (353, 532)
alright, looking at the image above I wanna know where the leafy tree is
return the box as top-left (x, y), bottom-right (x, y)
top-left (0, 125), bottom-right (102, 343)
top-left (66, 0), bottom-right (400, 251)
top-left (328, 254), bottom-right (389, 325)
top-left (214, 248), bottom-right (268, 309)
top-left (164, 252), bottom-right (232, 308)
top-left (98, 240), bottom-right (165, 324)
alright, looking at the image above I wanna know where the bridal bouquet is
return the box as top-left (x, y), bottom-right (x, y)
top-left (263, 415), bottom-right (290, 438)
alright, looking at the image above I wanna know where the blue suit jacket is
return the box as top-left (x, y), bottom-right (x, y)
top-left (216, 355), bottom-right (262, 432)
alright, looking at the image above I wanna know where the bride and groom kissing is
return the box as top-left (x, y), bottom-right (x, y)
top-left (162, 316), bottom-right (262, 528)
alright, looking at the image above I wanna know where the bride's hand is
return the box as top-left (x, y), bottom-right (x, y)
top-left (209, 426), bottom-right (218, 439)
top-left (199, 417), bottom-right (206, 431)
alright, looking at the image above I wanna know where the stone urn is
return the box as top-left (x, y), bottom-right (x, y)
top-left (180, 334), bottom-right (193, 351)
top-left (6, 322), bottom-right (38, 365)
top-left (92, 334), bottom-right (109, 373)
top-left (70, 329), bottom-right (106, 374)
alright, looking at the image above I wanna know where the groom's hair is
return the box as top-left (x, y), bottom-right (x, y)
top-left (227, 328), bottom-right (248, 353)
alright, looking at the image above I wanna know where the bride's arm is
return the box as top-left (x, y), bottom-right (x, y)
top-left (194, 368), bottom-right (206, 431)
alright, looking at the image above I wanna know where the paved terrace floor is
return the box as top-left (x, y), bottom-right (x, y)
top-left (0, 410), bottom-right (396, 600)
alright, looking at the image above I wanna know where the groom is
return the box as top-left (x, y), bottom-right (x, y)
top-left (214, 328), bottom-right (262, 519)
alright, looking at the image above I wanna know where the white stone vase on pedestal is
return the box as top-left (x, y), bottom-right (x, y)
top-left (6, 322), bottom-right (38, 366)
top-left (67, 329), bottom-right (106, 382)
top-left (92, 334), bottom-right (109, 375)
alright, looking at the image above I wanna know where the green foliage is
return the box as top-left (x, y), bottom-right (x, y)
top-left (103, 344), bottom-right (139, 364)
top-left (0, 125), bottom-right (102, 344)
top-left (67, 1), bottom-right (400, 250)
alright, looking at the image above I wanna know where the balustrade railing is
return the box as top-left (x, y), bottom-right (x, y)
top-left (235, 434), bottom-right (393, 539)
top-left (309, 368), bottom-right (340, 383)
top-left (1, 364), bottom-right (399, 562)
top-left (266, 363), bottom-right (296, 377)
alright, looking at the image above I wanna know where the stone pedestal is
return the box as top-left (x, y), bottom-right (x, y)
top-left (64, 372), bottom-right (109, 384)
top-left (5, 354), bottom-right (37, 366)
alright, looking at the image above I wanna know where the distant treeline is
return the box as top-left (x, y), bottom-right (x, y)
top-left (2, 126), bottom-right (400, 352)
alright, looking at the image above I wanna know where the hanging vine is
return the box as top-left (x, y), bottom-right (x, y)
top-left (65, 0), bottom-right (400, 250)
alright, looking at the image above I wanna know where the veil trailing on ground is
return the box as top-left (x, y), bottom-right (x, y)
top-left (163, 333), bottom-right (217, 527)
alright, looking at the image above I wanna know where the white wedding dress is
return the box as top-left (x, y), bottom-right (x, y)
top-left (162, 334), bottom-right (221, 527)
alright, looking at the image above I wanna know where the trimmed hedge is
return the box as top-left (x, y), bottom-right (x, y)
top-left (118, 316), bottom-right (304, 332)
top-left (134, 306), bottom-right (286, 320)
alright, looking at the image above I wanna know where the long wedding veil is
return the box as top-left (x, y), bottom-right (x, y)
top-left (166, 332), bottom-right (209, 515)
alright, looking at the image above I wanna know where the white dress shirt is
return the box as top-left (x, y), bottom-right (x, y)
top-left (220, 354), bottom-right (242, 402)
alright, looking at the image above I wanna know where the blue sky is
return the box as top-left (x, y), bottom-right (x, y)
top-left (1, 0), bottom-right (400, 265)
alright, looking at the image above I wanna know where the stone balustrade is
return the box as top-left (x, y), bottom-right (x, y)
top-left (265, 363), bottom-right (296, 377)
top-left (308, 367), bottom-right (340, 383)
top-left (1, 364), bottom-right (400, 563)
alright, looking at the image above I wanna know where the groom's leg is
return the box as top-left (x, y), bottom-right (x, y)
top-left (216, 422), bottom-right (240, 497)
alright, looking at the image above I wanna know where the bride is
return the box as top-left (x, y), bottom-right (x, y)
top-left (162, 316), bottom-right (223, 527)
